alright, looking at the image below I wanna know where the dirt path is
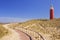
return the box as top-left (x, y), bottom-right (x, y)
top-left (2, 24), bottom-right (44, 40)
top-left (15, 29), bottom-right (32, 40)
top-left (0, 25), bottom-right (20, 40)
top-left (3, 24), bottom-right (32, 40)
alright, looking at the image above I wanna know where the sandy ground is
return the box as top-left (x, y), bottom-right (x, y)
top-left (0, 25), bottom-right (20, 40)
top-left (0, 24), bottom-right (30, 40)
top-left (15, 30), bottom-right (30, 40)
top-left (0, 32), bottom-right (20, 40)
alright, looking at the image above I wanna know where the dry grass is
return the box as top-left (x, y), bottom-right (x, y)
top-left (8, 18), bottom-right (60, 40)
top-left (0, 24), bottom-right (9, 38)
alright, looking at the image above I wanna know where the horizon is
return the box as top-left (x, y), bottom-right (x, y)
top-left (0, 17), bottom-right (60, 23)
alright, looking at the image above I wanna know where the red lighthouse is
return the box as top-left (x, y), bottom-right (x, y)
top-left (50, 5), bottom-right (54, 20)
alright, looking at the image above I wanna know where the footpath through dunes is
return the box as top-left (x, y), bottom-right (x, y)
top-left (1, 24), bottom-right (31, 40)
top-left (15, 27), bottom-right (44, 40)
top-left (0, 25), bottom-right (20, 40)
top-left (3, 18), bottom-right (60, 40)
top-left (15, 29), bottom-right (31, 40)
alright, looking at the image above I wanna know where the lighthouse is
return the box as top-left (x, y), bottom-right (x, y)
top-left (50, 4), bottom-right (54, 20)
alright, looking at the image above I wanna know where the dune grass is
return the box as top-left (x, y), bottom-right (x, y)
top-left (0, 24), bottom-right (9, 38)
top-left (8, 18), bottom-right (60, 39)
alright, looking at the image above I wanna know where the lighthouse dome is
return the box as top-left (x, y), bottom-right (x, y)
top-left (50, 4), bottom-right (54, 9)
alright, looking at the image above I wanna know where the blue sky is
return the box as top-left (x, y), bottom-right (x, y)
top-left (0, 0), bottom-right (60, 22)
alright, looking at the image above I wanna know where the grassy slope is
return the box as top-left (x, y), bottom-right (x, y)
top-left (0, 24), bottom-right (10, 38)
top-left (9, 18), bottom-right (60, 39)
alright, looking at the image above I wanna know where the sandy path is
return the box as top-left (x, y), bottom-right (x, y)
top-left (15, 29), bottom-right (31, 40)
top-left (0, 25), bottom-right (20, 40)
top-left (1, 24), bottom-right (31, 40)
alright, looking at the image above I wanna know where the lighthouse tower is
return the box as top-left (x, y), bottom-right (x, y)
top-left (50, 4), bottom-right (54, 20)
